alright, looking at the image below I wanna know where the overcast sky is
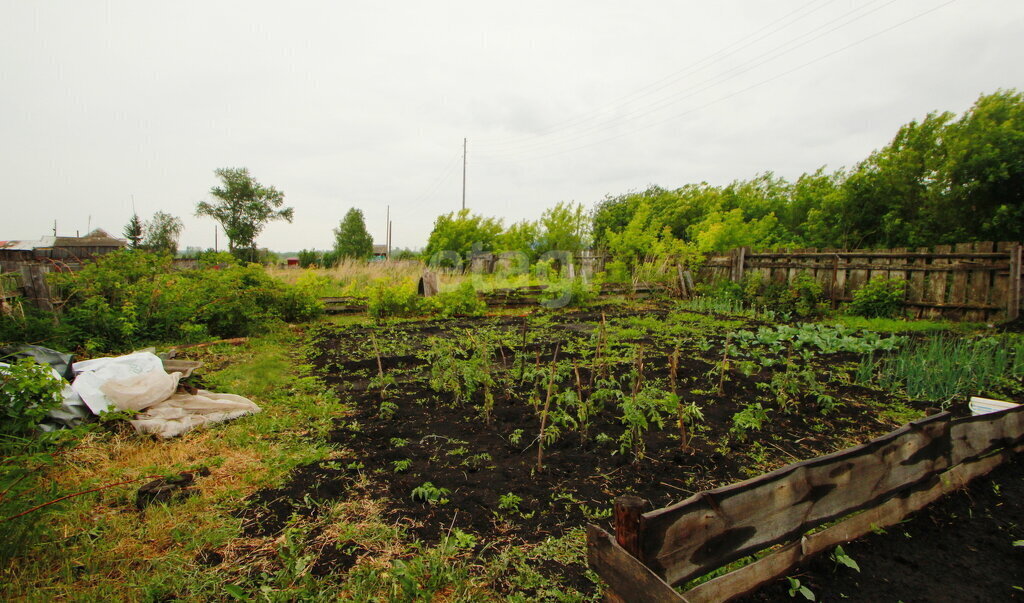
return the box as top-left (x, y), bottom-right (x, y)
top-left (2, 1), bottom-right (1022, 252)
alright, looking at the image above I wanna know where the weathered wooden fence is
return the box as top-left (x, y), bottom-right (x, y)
top-left (0, 265), bottom-right (56, 313)
top-left (702, 242), bottom-right (1023, 322)
top-left (587, 404), bottom-right (1024, 602)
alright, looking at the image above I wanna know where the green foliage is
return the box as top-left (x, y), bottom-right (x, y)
top-left (849, 277), bottom-right (906, 318)
top-left (593, 90), bottom-right (1024, 252)
top-left (0, 358), bottom-right (64, 436)
top-left (141, 211), bottom-right (184, 255)
top-left (196, 167), bottom-right (293, 262)
top-left (736, 272), bottom-right (828, 318)
top-left (21, 250), bottom-right (323, 352)
top-left (297, 249), bottom-right (320, 268)
top-left (424, 209), bottom-right (503, 267)
top-left (333, 208), bottom-right (374, 260)
top-left (857, 335), bottom-right (1024, 406)
top-left (367, 283), bottom-right (427, 319)
top-left (434, 282), bottom-right (486, 318)
top-left (731, 402), bottom-right (769, 440)
top-left (410, 482), bottom-right (450, 504)
top-left (122, 213), bottom-right (144, 249)
top-left (787, 577), bottom-right (816, 600)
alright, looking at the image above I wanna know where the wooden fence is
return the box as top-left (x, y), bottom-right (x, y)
top-left (0, 265), bottom-right (55, 313)
top-left (587, 404), bottom-right (1024, 602)
top-left (701, 241), bottom-right (1023, 322)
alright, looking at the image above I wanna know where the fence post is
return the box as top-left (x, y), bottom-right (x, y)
top-left (19, 264), bottom-right (54, 313)
top-left (614, 495), bottom-right (649, 561)
top-left (1009, 243), bottom-right (1022, 321)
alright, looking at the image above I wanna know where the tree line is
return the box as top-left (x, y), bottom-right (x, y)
top-left (420, 89), bottom-right (1023, 268)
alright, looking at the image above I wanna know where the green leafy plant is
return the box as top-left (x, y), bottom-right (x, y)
top-left (849, 277), bottom-right (906, 318)
top-left (392, 459), bottom-right (412, 473)
top-left (0, 358), bottom-right (64, 436)
top-left (410, 482), bottom-right (450, 504)
top-left (497, 492), bottom-right (523, 514)
top-left (787, 576), bottom-right (815, 600)
top-left (731, 402), bottom-right (770, 440)
top-left (831, 545), bottom-right (861, 572)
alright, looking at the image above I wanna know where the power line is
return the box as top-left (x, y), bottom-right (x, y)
top-left (487, 0), bottom-right (958, 163)
top-left (477, 0), bottom-right (897, 159)
top-left (474, 0), bottom-right (836, 148)
top-left (477, 0), bottom-right (956, 163)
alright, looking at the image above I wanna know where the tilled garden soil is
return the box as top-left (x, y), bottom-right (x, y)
top-left (236, 302), bottom-right (931, 587)
top-left (741, 451), bottom-right (1024, 602)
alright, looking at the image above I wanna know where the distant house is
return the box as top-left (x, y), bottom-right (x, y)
top-left (372, 244), bottom-right (388, 261)
top-left (0, 229), bottom-right (126, 271)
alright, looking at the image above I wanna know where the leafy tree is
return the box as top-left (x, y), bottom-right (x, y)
top-left (424, 209), bottom-right (503, 266)
top-left (122, 214), bottom-right (143, 249)
top-left (333, 208), bottom-right (374, 259)
top-left (196, 167), bottom-right (293, 262)
top-left (537, 201), bottom-right (590, 256)
top-left (142, 211), bottom-right (184, 255)
top-left (497, 219), bottom-right (541, 262)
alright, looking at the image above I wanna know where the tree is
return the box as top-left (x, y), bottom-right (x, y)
top-left (424, 209), bottom-right (503, 266)
top-left (333, 208), bottom-right (374, 260)
top-left (537, 201), bottom-right (590, 256)
top-left (196, 167), bottom-right (293, 262)
top-left (142, 212), bottom-right (184, 255)
top-left (122, 214), bottom-right (143, 249)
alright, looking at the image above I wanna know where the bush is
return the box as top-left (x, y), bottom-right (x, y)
top-left (297, 249), bottom-right (320, 268)
top-left (368, 283), bottom-right (427, 319)
top-left (729, 271), bottom-right (829, 318)
top-left (0, 358), bottom-right (63, 436)
top-left (434, 282), bottom-right (486, 318)
top-left (849, 277), bottom-right (906, 318)
top-left (12, 250), bottom-right (326, 353)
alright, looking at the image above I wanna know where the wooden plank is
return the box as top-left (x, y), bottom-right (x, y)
top-left (950, 403), bottom-right (1024, 465)
top-left (732, 262), bottom-right (1011, 272)
top-left (745, 252), bottom-right (1011, 260)
top-left (968, 241), bottom-right (995, 321)
top-left (907, 246), bottom-right (928, 319)
top-left (993, 242), bottom-right (1013, 321)
top-left (587, 525), bottom-right (687, 603)
top-left (683, 442), bottom-right (1024, 603)
top-left (1010, 243), bottom-right (1023, 321)
top-left (949, 242), bottom-right (974, 321)
top-left (846, 253), bottom-right (868, 300)
top-left (641, 413), bottom-right (952, 586)
top-left (924, 245), bottom-right (951, 319)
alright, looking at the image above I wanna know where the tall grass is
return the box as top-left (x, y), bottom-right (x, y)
top-left (857, 335), bottom-right (1024, 407)
top-left (267, 260), bottom-right (428, 297)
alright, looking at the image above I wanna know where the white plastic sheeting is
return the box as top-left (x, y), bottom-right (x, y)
top-left (71, 352), bottom-right (260, 437)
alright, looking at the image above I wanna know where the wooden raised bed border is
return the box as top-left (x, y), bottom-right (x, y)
top-left (587, 404), bottom-right (1024, 602)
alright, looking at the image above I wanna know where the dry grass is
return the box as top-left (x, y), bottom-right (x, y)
top-left (267, 259), bottom-right (428, 296)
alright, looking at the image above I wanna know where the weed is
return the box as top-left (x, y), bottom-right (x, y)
top-left (392, 459), bottom-right (413, 473)
top-left (410, 482), bottom-right (450, 505)
top-left (731, 403), bottom-right (770, 440)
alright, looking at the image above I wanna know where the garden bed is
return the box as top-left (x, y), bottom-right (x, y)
top-left (740, 451), bottom-right (1024, 602)
top-left (238, 300), bottom-right (936, 590)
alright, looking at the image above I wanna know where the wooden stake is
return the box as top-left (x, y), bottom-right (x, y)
top-left (613, 495), bottom-right (649, 561)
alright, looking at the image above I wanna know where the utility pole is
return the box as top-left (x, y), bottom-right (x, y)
top-left (462, 137), bottom-right (467, 211)
top-left (386, 205), bottom-right (390, 260)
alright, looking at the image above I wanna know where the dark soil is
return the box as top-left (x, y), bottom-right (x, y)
top-left (234, 301), bottom-right (931, 586)
top-left (740, 452), bottom-right (1024, 603)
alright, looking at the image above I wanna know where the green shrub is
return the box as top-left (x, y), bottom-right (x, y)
top-left (0, 358), bottom-right (64, 436)
top-left (733, 271), bottom-right (828, 318)
top-left (434, 282), bottom-right (486, 318)
top-left (31, 250), bottom-right (323, 352)
top-left (368, 283), bottom-right (427, 319)
top-left (297, 249), bottom-right (320, 268)
top-left (849, 277), bottom-right (906, 318)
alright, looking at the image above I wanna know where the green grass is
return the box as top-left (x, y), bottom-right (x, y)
top-left (828, 315), bottom-right (983, 333)
top-left (858, 334), bottom-right (1024, 407)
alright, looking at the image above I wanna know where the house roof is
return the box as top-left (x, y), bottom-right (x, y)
top-left (373, 244), bottom-right (388, 254)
